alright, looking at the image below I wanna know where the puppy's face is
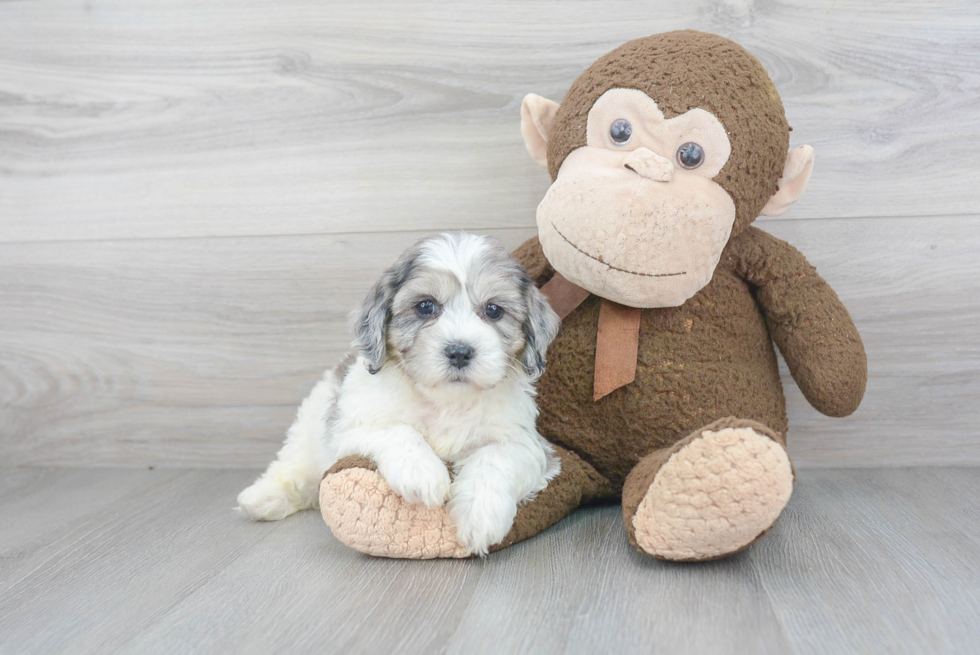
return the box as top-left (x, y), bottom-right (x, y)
top-left (352, 233), bottom-right (560, 392)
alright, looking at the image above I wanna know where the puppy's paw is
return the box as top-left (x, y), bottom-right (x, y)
top-left (237, 481), bottom-right (298, 521)
top-left (449, 490), bottom-right (518, 557)
top-left (383, 454), bottom-right (452, 508)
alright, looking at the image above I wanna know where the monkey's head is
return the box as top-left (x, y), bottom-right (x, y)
top-left (521, 31), bottom-right (814, 308)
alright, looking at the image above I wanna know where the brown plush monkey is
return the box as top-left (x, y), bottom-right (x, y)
top-left (321, 30), bottom-right (867, 561)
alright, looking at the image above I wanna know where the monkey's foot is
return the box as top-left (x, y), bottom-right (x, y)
top-left (319, 457), bottom-right (469, 559)
top-left (630, 420), bottom-right (793, 561)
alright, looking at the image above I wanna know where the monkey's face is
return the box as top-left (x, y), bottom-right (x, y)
top-left (535, 89), bottom-right (735, 308)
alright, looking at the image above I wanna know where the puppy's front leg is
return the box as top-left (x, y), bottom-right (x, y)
top-left (336, 424), bottom-right (451, 508)
top-left (449, 441), bottom-right (557, 556)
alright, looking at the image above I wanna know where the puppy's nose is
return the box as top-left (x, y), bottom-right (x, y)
top-left (445, 343), bottom-right (474, 369)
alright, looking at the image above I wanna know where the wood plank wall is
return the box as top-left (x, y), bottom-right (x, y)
top-left (1, 0), bottom-right (978, 468)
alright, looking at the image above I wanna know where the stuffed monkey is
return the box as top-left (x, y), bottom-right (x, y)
top-left (321, 30), bottom-right (867, 561)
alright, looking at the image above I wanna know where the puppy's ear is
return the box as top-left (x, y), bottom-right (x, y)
top-left (520, 276), bottom-right (561, 378)
top-left (351, 247), bottom-right (418, 374)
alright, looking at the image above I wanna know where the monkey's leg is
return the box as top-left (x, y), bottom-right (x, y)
top-left (319, 446), bottom-right (610, 559)
top-left (622, 417), bottom-right (794, 562)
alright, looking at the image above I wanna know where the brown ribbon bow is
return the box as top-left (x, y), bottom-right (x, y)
top-left (540, 273), bottom-right (642, 402)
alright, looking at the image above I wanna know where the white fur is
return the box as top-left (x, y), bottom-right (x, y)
top-left (238, 233), bottom-right (560, 556)
top-left (235, 370), bottom-right (339, 521)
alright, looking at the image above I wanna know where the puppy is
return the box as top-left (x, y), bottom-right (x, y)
top-left (237, 232), bottom-right (562, 556)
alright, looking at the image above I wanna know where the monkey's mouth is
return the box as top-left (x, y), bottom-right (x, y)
top-left (551, 223), bottom-right (686, 279)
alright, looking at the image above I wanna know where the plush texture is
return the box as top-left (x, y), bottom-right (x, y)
top-left (322, 447), bottom-right (612, 557)
top-left (546, 30), bottom-right (789, 237)
top-left (320, 456), bottom-right (469, 559)
top-left (513, 226), bottom-right (866, 492)
top-left (624, 418), bottom-right (793, 561)
top-left (320, 30), bottom-right (867, 562)
top-left (538, 87), bottom-right (740, 308)
top-left (502, 227), bottom-right (864, 560)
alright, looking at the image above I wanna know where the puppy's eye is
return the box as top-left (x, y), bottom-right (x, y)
top-left (415, 300), bottom-right (437, 317)
top-left (610, 119), bottom-right (632, 145)
top-left (676, 142), bottom-right (705, 170)
top-left (484, 304), bottom-right (504, 320)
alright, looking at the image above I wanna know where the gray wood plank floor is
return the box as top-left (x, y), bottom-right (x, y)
top-left (1, 467), bottom-right (977, 654)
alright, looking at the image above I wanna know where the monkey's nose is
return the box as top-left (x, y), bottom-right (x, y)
top-left (624, 147), bottom-right (673, 182)
top-left (445, 343), bottom-right (474, 369)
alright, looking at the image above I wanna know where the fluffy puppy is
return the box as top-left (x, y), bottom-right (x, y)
top-left (237, 232), bottom-right (562, 556)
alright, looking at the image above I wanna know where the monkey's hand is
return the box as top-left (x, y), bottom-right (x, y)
top-left (733, 226), bottom-right (867, 417)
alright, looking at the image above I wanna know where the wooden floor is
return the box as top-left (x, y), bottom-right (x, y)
top-left (1, 467), bottom-right (977, 654)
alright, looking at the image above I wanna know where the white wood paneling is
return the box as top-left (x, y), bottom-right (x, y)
top-left (1, 218), bottom-right (977, 468)
top-left (1, 0), bottom-right (979, 243)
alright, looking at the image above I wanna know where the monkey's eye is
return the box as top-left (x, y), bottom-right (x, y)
top-left (416, 300), bottom-right (437, 317)
top-left (676, 142), bottom-right (705, 169)
top-left (484, 304), bottom-right (504, 321)
top-left (609, 119), bottom-right (632, 145)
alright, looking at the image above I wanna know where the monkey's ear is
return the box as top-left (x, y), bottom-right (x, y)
top-left (760, 145), bottom-right (815, 216)
top-left (521, 94), bottom-right (560, 168)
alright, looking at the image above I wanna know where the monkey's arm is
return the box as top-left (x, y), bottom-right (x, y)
top-left (731, 226), bottom-right (867, 417)
top-left (512, 236), bottom-right (555, 287)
